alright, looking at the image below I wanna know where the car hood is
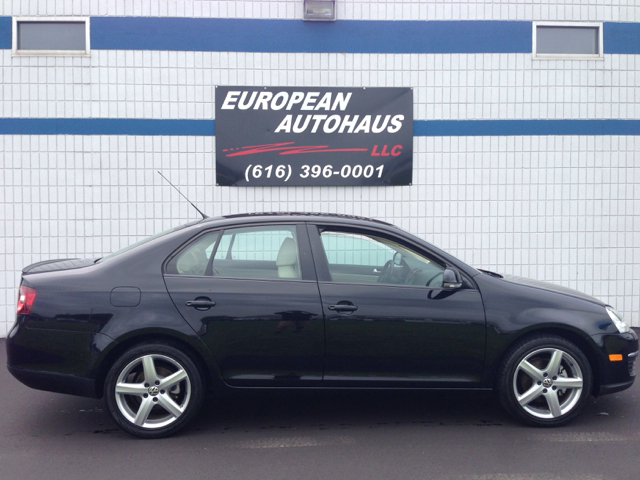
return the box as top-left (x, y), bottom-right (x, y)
top-left (500, 274), bottom-right (605, 306)
top-left (22, 258), bottom-right (95, 275)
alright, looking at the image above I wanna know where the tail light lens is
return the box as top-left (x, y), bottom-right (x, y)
top-left (17, 285), bottom-right (37, 314)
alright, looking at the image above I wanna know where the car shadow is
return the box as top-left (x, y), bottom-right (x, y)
top-left (191, 389), bottom-right (510, 435)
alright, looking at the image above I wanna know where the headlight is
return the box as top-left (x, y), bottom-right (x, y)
top-left (606, 306), bottom-right (630, 333)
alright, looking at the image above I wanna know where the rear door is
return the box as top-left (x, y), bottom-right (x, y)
top-left (164, 223), bottom-right (325, 387)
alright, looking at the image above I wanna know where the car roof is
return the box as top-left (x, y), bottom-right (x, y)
top-left (199, 212), bottom-right (396, 229)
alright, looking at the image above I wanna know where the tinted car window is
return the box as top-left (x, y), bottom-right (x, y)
top-left (165, 231), bottom-right (220, 275)
top-left (98, 220), bottom-right (202, 264)
top-left (320, 230), bottom-right (445, 286)
top-left (212, 225), bottom-right (300, 280)
top-left (321, 231), bottom-right (393, 267)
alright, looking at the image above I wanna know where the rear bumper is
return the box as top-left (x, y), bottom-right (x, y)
top-left (7, 365), bottom-right (99, 398)
top-left (6, 318), bottom-right (113, 399)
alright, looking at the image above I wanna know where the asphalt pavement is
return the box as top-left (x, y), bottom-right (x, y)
top-left (2, 334), bottom-right (639, 480)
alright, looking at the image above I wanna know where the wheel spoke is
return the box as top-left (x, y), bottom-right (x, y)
top-left (157, 395), bottom-right (184, 419)
top-left (519, 360), bottom-right (545, 382)
top-left (142, 355), bottom-right (158, 383)
top-left (545, 390), bottom-right (562, 417)
top-left (545, 350), bottom-right (564, 377)
top-left (115, 382), bottom-right (146, 396)
top-left (517, 384), bottom-right (544, 407)
top-left (159, 369), bottom-right (188, 390)
top-left (134, 397), bottom-right (155, 426)
top-left (554, 377), bottom-right (583, 390)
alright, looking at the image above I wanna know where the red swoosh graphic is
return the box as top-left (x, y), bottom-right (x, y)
top-left (223, 142), bottom-right (369, 157)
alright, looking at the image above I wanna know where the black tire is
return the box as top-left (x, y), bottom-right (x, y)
top-left (496, 335), bottom-right (592, 427)
top-left (105, 343), bottom-right (204, 439)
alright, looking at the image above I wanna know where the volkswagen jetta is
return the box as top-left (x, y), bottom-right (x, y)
top-left (7, 213), bottom-right (638, 438)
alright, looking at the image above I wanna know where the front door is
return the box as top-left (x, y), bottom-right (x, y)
top-left (309, 226), bottom-right (486, 388)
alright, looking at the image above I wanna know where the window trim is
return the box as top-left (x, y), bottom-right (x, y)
top-left (532, 21), bottom-right (603, 60)
top-left (12, 17), bottom-right (91, 56)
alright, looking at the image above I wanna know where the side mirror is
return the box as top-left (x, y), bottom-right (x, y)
top-left (442, 268), bottom-right (463, 289)
top-left (393, 251), bottom-right (403, 266)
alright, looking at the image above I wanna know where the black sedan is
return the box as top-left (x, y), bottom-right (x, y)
top-left (7, 213), bottom-right (638, 438)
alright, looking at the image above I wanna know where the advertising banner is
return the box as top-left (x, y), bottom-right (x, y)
top-left (215, 87), bottom-right (413, 186)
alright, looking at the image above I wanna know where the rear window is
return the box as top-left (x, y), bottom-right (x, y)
top-left (96, 220), bottom-right (201, 263)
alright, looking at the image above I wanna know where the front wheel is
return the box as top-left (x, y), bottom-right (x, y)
top-left (497, 335), bottom-right (592, 427)
top-left (105, 343), bottom-right (204, 438)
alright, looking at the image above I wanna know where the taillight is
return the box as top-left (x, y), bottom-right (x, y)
top-left (17, 285), bottom-right (37, 314)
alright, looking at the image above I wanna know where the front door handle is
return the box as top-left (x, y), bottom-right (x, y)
top-left (328, 304), bottom-right (358, 312)
top-left (186, 298), bottom-right (216, 310)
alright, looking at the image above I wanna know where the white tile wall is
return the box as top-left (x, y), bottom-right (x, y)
top-left (1, 0), bottom-right (639, 22)
top-left (3, 51), bottom-right (638, 120)
top-left (1, 1), bottom-right (639, 335)
top-left (1, 133), bottom-right (639, 335)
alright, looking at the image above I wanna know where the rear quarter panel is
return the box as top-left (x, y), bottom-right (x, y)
top-left (9, 223), bottom-right (223, 396)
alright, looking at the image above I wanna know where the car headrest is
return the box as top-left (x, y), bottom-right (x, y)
top-left (276, 237), bottom-right (298, 267)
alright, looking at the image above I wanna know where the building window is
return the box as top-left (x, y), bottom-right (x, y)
top-left (533, 22), bottom-right (603, 59)
top-left (12, 17), bottom-right (90, 56)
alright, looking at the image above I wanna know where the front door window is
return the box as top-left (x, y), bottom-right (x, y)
top-left (320, 230), bottom-right (444, 287)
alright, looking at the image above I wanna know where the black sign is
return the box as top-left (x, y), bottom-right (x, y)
top-left (215, 87), bottom-right (413, 186)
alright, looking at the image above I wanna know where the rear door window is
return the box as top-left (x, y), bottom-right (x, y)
top-left (212, 225), bottom-right (301, 280)
top-left (165, 231), bottom-right (220, 275)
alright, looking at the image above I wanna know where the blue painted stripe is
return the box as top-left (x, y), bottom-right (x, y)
top-left (4, 17), bottom-right (639, 54)
top-left (1, 118), bottom-right (639, 137)
top-left (413, 120), bottom-right (640, 136)
top-left (0, 118), bottom-right (214, 135)
top-left (604, 22), bottom-right (640, 54)
top-left (0, 16), bottom-right (11, 49)
top-left (91, 17), bottom-right (532, 53)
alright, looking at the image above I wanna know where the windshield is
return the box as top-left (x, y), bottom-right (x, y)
top-left (96, 220), bottom-right (201, 263)
top-left (391, 224), bottom-right (480, 275)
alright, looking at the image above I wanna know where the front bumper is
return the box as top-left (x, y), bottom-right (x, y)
top-left (598, 378), bottom-right (635, 396)
top-left (591, 329), bottom-right (638, 396)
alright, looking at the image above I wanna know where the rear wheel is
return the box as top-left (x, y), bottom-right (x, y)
top-left (497, 335), bottom-right (592, 427)
top-left (105, 343), bottom-right (204, 438)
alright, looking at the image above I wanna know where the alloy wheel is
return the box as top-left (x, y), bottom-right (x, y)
top-left (512, 347), bottom-right (584, 419)
top-left (114, 354), bottom-right (192, 429)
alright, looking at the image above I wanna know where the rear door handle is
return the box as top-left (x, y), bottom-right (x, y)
top-left (186, 299), bottom-right (216, 309)
top-left (328, 304), bottom-right (358, 312)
